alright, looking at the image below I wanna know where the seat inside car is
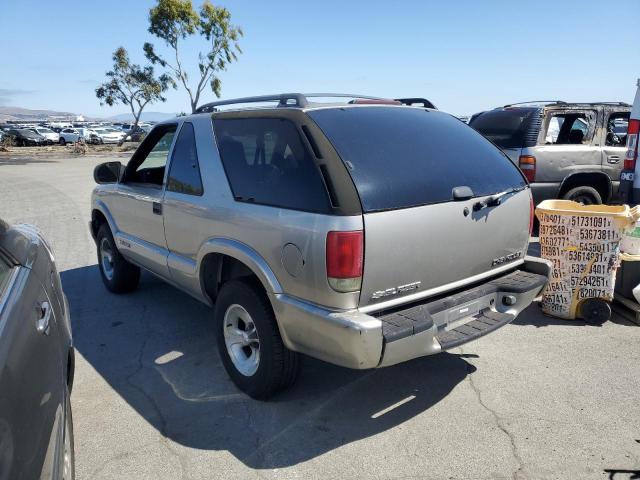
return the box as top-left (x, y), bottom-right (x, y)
top-left (568, 129), bottom-right (585, 144)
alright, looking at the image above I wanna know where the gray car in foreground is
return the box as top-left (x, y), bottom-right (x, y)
top-left (0, 219), bottom-right (75, 479)
top-left (90, 93), bottom-right (550, 399)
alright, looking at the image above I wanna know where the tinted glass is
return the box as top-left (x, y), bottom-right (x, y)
top-left (470, 108), bottom-right (538, 148)
top-left (213, 118), bottom-right (330, 213)
top-left (167, 123), bottom-right (203, 195)
top-left (309, 107), bottom-right (525, 212)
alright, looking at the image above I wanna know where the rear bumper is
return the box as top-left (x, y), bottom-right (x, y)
top-left (271, 256), bottom-right (551, 369)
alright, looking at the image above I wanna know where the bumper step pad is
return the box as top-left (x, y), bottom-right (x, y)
top-left (435, 309), bottom-right (513, 350)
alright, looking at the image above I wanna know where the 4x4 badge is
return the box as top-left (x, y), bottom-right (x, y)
top-left (491, 251), bottom-right (522, 267)
top-left (371, 281), bottom-right (421, 299)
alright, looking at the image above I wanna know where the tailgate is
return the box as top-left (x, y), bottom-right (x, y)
top-left (359, 189), bottom-right (531, 309)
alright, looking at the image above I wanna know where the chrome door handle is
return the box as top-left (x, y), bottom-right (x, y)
top-left (36, 301), bottom-right (51, 335)
top-left (607, 155), bottom-right (620, 164)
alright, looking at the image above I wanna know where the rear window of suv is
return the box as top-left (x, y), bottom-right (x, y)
top-left (213, 117), bottom-right (330, 213)
top-left (308, 107), bottom-right (526, 212)
top-left (469, 108), bottom-right (540, 148)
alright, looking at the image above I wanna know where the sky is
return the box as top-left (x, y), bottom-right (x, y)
top-left (1, 0), bottom-right (639, 118)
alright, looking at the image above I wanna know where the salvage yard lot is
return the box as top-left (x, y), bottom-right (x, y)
top-left (1, 154), bottom-right (639, 480)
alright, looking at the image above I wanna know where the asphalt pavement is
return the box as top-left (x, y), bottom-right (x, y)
top-left (1, 153), bottom-right (639, 480)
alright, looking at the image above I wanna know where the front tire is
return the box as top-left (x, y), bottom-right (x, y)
top-left (59, 137), bottom-right (66, 146)
top-left (562, 186), bottom-right (602, 205)
top-left (96, 224), bottom-right (140, 293)
top-left (215, 279), bottom-right (299, 399)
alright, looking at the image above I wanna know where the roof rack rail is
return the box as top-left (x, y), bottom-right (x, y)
top-left (395, 97), bottom-right (437, 109)
top-left (503, 100), bottom-right (566, 108)
top-left (195, 93), bottom-right (309, 113)
top-left (195, 93), bottom-right (390, 113)
top-left (584, 101), bottom-right (632, 106)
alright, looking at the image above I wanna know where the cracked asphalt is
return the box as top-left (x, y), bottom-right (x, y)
top-left (1, 153), bottom-right (639, 480)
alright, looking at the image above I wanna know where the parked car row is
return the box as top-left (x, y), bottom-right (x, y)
top-left (0, 123), bottom-right (139, 146)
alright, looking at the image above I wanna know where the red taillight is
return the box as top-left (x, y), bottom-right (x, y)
top-left (519, 155), bottom-right (536, 183)
top-left (529, 195), bottom-right (535, 235)
top-left (326, 230), bottom-right (363, 292)
top-left (624, 119), bottom-right (639, 170)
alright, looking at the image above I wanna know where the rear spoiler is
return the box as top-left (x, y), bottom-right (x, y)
top-left (395, 98), bottom-right (437, 109)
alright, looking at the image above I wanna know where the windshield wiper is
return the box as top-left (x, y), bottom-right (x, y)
top-left (473, 185), bottom-right (527, 212)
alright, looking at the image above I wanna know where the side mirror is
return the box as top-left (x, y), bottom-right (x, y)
top-left (94, 161), bottom-right (123, 184)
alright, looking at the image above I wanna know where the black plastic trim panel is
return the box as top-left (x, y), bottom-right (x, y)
top-left (436, 310), bottom-right (513, 350)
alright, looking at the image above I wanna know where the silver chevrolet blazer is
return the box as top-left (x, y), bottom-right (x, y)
top-left (90, 93), bottom-right (550, 399)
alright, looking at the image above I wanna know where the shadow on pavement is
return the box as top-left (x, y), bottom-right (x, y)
top-left (62, 265), bottom-right (474, 469)
top-left (0, 156), bottom-right (59, 166)
top-left (511, 301), bottom-right (637, 328)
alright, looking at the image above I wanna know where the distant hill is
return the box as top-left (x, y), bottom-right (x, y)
top-left (0, 106), bottom-right (179, 123)
top-left (106, 111), bottom-right (179, 122)
top-left (0, 106), bottom-right (79, 122)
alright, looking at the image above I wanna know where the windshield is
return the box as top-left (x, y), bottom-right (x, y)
top-left (308, 107), bottom-right (526, 212)
top-left (469, 108), bottom-right (539, 148)
top-left (38, 128), bottom-right (53, 133)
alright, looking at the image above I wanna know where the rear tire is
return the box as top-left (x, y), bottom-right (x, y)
top-left (96, 224), bottom-right (140, 293)
top-left (214, 279), bottom-right (299, 400)
top-left (562, 186), bottom-right (602, 205)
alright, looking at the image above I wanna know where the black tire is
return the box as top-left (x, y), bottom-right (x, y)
top-left (59, 137), bottom-right (66, 146)
top-left (62, 386), bottom-right (75, 480)
top-left (215, 279), bottom-right (299, 400)
top-left (579, 298), bottom-right (611, 325)
top-left (562, 186), bottom-right (602, 205)
top-left (96, 224), bottom-right (140, 293)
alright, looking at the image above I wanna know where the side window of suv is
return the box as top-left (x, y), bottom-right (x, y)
top-left (545, 112), bottom-right (594, 145)
top-left (212, 117), bottom-right (330, 213)
top-left (167, 122), bottom-right (203, 196)
top-left (124, 125), bottom-right (177, 186)
top-left (606, 112), bottom-right (630, 147)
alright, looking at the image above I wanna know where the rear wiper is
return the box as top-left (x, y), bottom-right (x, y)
top-left (473, 185), bottom-right (526, 212)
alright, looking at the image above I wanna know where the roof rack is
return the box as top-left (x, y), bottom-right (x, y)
top-left (195, 93), bottom-right (391, 113)
top-left (503, 100), bottom-right (566, 108)
top-left (583, 101), bottom-right (632, 106)
top-left (395, 98), bottom-right (437, 109)
top-left (502, 100), bottom-right (631, 108)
